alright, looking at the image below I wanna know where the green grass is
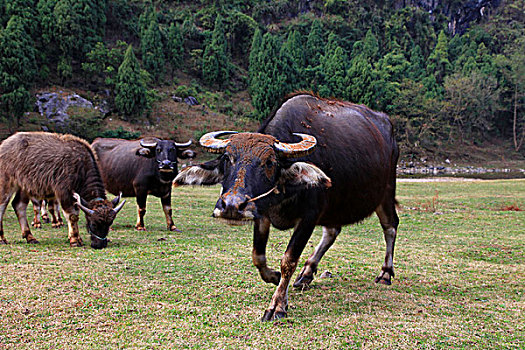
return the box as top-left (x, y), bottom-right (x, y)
top-left (1, 179), bottom-right (524, 349)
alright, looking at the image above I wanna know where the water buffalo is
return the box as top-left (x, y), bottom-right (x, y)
top-left (91, 137), bottom-right (195, 231)
top-left (175, 92), bottom-right (399, 320)
top-left (31, 198), bottom-right (63, 228)
top-left (0, 132), bottom-right (126, 249)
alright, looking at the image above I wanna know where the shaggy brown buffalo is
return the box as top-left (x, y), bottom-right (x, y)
top-left (0, 132), bottom-right (125, 249)
top-left (175, 92), bottom-right (399, 320)
top-left (91, 137), bottom-right (194, 231)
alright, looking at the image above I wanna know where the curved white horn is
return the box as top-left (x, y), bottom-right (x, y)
top-left (199, 131), bottom-right (237, 153)
top-left (274, 133), bottom-right (317, 158)
top-left (73, 193), bottom-right (95, 216)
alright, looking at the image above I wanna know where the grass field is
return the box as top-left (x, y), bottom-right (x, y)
top-left (1, 179), bottom-right (524, 349)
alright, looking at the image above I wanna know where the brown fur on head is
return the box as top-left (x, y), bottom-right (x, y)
top-left (226, 134), bottom-right (279, 180)
top-left (88, 200), bottom-right (118, 223)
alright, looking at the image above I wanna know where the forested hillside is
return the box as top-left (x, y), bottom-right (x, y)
top-left (0, 0), bottom-right (524, 160)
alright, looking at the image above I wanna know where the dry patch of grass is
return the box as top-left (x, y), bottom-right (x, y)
top-left (1, 180), bottom-right (524, 349)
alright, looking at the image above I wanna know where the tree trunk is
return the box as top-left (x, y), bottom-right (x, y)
top-left (513, 82), bottom-right (524, 152)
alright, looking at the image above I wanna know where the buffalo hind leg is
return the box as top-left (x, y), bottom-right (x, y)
top-left (262, 217), bottom-right (317, 321)
top-left (48, 199), bottom-right (64, 228)
top-left (161, 193), bottom-right (180, 232)
top-left (31, 198), bottom-right (43, 229)
top-left (294, 226), bottom-right (341, 289)
top-left (252, 217), bottom-right (280, 285)
top-left (374, 199), bottom-right (399, 285)
top-left (41, 200), bottom-right (50, 223)
top-left (12, 191), bottom-right (38, 243)
top-left (0, 188), bottom-right (15, 244)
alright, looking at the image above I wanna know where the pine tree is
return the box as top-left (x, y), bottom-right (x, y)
top-left (4, 0), bottom-right (37, 36)
top-left (250, 33), bottom-right (281, 119)
top-left (285, 30), bottom-right (306, 71)
top-left (408, 45), bottom-right (425, 81)
top-left (319, 33), bottom-right (348, 99)
top-left (202, 14), bottom-right (230, 88)
top-left (166, 23), bottom-right (184, 77)
top-left (427, 30), bottom-right (451, 84)
top-left (115, 45), bottom-right (148, 120)
top-left (0, 15), bottom-right (36, 126)
top-left (0, 0), bottom-right (6, 27)
top-left (361, 29), bottom-right (379, 62)
top-left (305, 19), bottom-right (325, 67)
top-left (373, 50), bottom-right (410, 113)
top-left (275, 40), bottom-right (301, 98)
top-left (248, 28), bottom-right (263, 90)
top-left (347, 54), bottom-right (376, 106)
top-left (141, 13), bottom-right (165, 80)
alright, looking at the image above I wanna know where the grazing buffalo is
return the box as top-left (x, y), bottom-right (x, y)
top-left (31, 198), bottom-right (63, 228)
top-left (0, 132), bottom-right (126, 249)
top-left (175, 92), bottom-right (399, 320)
top-left (91, 137), bottom-right (195, 231)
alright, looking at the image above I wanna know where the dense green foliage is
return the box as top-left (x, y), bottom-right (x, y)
top-left (0, 0), bottom-right (523, 152)
top-left (114, 45), bottom-right (149, 120)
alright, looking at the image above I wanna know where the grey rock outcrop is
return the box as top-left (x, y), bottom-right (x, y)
top-left (35, 92), bottom-right (101, 126)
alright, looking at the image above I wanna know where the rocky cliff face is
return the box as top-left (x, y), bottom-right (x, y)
top-left (394, 0), bottom-right (502, 35)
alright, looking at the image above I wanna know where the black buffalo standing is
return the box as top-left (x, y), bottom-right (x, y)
top-left (92, 137), bottom-right (194, 231)
top-left (175, 93), bottom-right (399, 321)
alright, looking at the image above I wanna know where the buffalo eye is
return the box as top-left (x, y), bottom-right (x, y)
top-left (224, 153), bottom-right (234, 166)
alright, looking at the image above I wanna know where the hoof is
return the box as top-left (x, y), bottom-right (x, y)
top-left (0, 239), bottom-right (9, 244)
top-left (31, 223), bottom-right (42, 229)
top-left (375, 269), bottom-right (394, 285)
top-left (27, 239), bottom-right (39, 244)
top-left (261, 309), bottom-right (287, 322)
top-left (169, 225), bottom-right (182, 233)
top-left (261, 270), bottom-right (281, 285)
top-left (52, 223), bottom-right (64, 228)
top-left (135, 226), bottom-right (147, 231)
top-left (70, 241), bottom-right (83, 247)
top-left (293, 274), bottom-right (313, 289)
top-left (375, 276), bottom-right (392, 285)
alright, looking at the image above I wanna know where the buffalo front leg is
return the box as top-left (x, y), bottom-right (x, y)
top-left (374, 199), bottom-right (399, 285)
top-left (12, 191), bottom-right (38, 243)
top-left (294, 226), bottom-right (341, 289)
top-left (135, 193), bottom-right (147, 231)
top-left (62, 205), bottom-right (82, 247)
top-left (262, 217), bottom-right (316, 321)
top-left (31, 198), bottom-right (43, 229)
top-left (252, 217), bottom-right (280, 285)
top-left (161, 193), bottom-right (180, 232)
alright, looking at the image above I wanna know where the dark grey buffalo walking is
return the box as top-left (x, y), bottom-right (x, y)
top-left (92, 137), bottom-right (194, 231)
top-left (0, 132), bottom-right (125, 249)
top-left (175, 92), bottom-right (399, 320)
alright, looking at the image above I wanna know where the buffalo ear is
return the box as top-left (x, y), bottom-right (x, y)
top-left (174, 159), bottom-right (223, 186)
top-left (178, 149), bottom-right (196, 159)
top-left (279, 162), bottom-right (331, 188)
top-left (136, 148), bottom-right (154, 158)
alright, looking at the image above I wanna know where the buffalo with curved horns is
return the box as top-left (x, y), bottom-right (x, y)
top-left (92, 137), bottom-right (194, 231)
top-left (175, 92), bottom-right (399, 321)
top-left (0, 132), bottom-right (125, 249)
